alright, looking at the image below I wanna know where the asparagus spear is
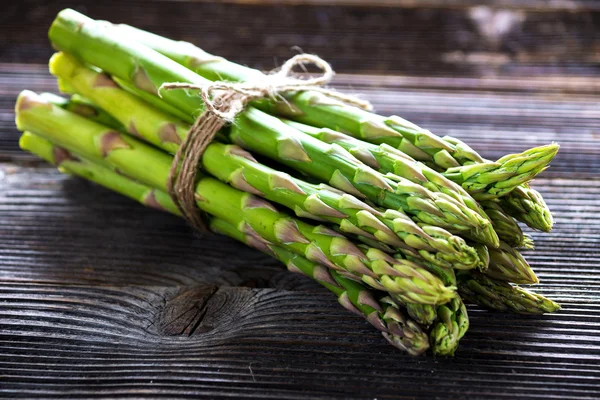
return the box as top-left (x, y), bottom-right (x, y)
top-left (399, 261), bottom-right (469, 355)
top-left (442, 144), bottom-right (558, 200)
top-left (282, 119), bottom-right (486, 212)
top-left (486, 242), bottom-right (539, 285)
top-left (50, 53), bottom-right (485, 271)
top-left (210, 218), bottom-right (430, 355)
top-left (429, 297), bottom-right (469, 356)
top-left (20, 131), bottom-right (430, 356)
top-left (111, 22), bottom-right (559, 207)
top-left (389, 263), bottom-right (456, 328)
top-left (457, 271), bottom-right (560, 314)
top-left (40, 92), bottom-right (124, 131)
top-left (481, 200), bottom-right (533, 249)
top-left (283, 119), bottom-right (556, 204)
top-left (386, 249), bottom-right (468, 355)
top-left (403, 259), bottom-right (468, 356)
top-left (16, 90), bottom-right (456, 305)
top-left (48, 10), bottom-right (498, 247)
top-left (500, 184), bottom-right (554, 232)
top-left (19, 131), bottom-right (179, 214)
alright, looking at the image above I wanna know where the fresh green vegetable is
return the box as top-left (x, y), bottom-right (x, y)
top-left (15, 90), bottom-right (456, 305)
top-left (48, 52), bottom-right (486, 271)
top-left (48, 9), bottom-right (499, 247)
top-left (458, 271), bottom-right (560, 314)
top-left (20, 131), bottom-right (430, 356)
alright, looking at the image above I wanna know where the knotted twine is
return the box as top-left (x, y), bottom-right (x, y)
top-left (160, 54), bottom-right (373, 233)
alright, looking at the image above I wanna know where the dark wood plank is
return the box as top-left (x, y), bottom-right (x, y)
top-left (1, 3), bottom-right (599, 394)
top-left (2, 0), bottom-right (599, 77)
top-left (2, 84), bottom-right (600, 397)
top-left (143, 0), bottom-right (600, 11)
top-left (0, 279), bottom-right (599, 399)
top-left (2, 128), bottom-right (600, 397)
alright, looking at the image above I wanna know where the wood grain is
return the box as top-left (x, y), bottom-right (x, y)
top-left (2, 0), bottom-right (600, 77)
top-left (142, 0), bottom-right (600, 11)
top-left (1, 1), bottom-right (600, 397)
top-left (0, 166), bottom-right (599, 398)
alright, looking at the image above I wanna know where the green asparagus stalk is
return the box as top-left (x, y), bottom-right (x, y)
top-left (40, 92), bottom-right (124, 131)
top-left (389, 264), bottom-right (455, 328)
top-left (388, 250), bottom-right (469, 355)
top-left (435, 144), bottom-right (557, 200)
top-left (429, 297), bottom-right (469, 356)
top-left (111, 22), bottom-right (558, 203)
top-left (486, 242), bottom-right (539, 284)
top-left (282, 119), bottom-right (487, 212)
top-left (50, 52), bottom-right (485, 271)
top-left (280, 120), bottom-right (556, 202)
top-left (19, 131), bottom-right (179, 214)
top-left (48, 10), bottom-right (499, 247)
top-left (403, 303), bottom-right (438, 327)
top-left (400, 263), bottom-right (469, 355)
top-left (500, 184), bottom-right (554, 232)
top-left (20, 131), bottom-right (430, 356)
top-left (481, 200), bottom-right (533, 249)
top-left (404, 259), bottom-right (468, 356)
top-left (210, 218), bottom-right (430, 355)
top-left (16, 90), bottom-right (456, 305)
top-left (457, 271), bottom-right (560, 314)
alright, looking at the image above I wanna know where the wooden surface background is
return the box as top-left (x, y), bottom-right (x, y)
top-left (1, 1), bottom-right (600, 398)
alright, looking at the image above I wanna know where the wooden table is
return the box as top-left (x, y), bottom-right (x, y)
top-left (1, 1), bottom-right (600, 398)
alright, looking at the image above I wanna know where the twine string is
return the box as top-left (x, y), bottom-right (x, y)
top-left (161, 54), bottom-right (372, 232)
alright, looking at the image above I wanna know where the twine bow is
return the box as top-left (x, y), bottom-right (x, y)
top-left (160, 54), bottom-right (372, 232)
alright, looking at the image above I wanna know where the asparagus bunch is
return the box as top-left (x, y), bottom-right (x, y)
top-left (48, 9), bottom-right (500, 248)
top-left (20, 132), bottom-right (431, 355)
top-left (111, 21), bottom-right (558, 231)
top-left (40, 86), bottom-right (474, 354)
top-left (48, 52), bottom-right (485, 271)
top-left (54, 10), bottom-right (548, 275)
top-left (18, 113), bottom-right (555, 355)
top-left (18, 91), bottom-right (464, 305)
top-left (13, 8), bottom-right (563, 356)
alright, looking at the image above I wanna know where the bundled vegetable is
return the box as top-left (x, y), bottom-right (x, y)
top-left (15, 8), bottom-right (561, 356)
